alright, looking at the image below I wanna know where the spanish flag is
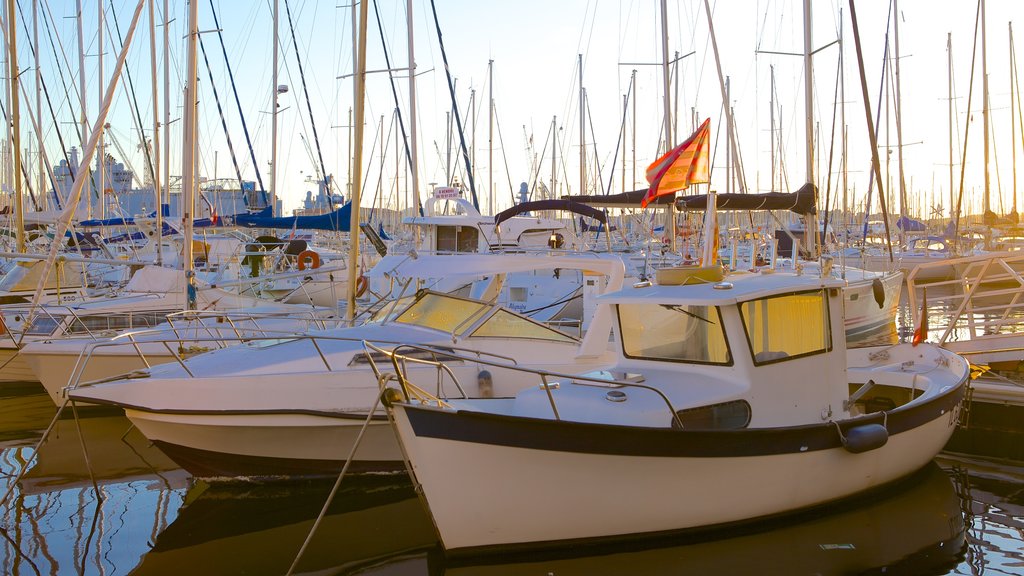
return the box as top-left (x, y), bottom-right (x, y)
top-left (641, 118), bottom-right (711, 208)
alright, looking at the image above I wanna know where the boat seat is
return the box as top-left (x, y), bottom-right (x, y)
top-left (754, 350), bottom-right (788, 363)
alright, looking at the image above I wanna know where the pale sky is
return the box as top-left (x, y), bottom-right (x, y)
top-left (24, 0), bottom-right (1024, 218)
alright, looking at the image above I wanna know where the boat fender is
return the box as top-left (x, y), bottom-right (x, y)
top-left (355, 274), bottom-right (369, 298)
top-left (297, 250), bottom-right (321, 271)
top-left (871, 277), bottom-right (885, 309)
top-left (840, 423), bottom-right (889, 454)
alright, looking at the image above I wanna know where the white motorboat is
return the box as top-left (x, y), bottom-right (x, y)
top-left (67, 253), bottom-right (625, 478)
top-left (387, 265), bottom-right (969, 555)
top-left (1, 265), bottom-right (326, 393)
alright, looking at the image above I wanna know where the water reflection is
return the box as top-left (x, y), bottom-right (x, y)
top-left (0, 386), bottom-right (1021, 575)
top-left (132, 475), bottom-right (435, 575)
top-left (0, 389), bottom-right (186, 575)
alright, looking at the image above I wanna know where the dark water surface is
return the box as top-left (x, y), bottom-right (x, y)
top-left (0, 385), bottom-right (1021, 575)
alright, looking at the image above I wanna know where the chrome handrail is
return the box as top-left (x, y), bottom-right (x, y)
top-left (368, 342), bottom-right (683, 428)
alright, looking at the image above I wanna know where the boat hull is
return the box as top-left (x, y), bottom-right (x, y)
top-left (128, 411), bottom-right (402, 478)
top-left (24, 350), bottom-right (173, 405)
top-left (0, 347), bottom-right (37, 382)
top-left (391, 383), bottom-right (963, 555)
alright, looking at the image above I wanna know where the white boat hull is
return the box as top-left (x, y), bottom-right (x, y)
top-left (25, 350), bottom-right (175, 405)
top-left (391, 386), bottom-right (962, 554)
top-left (126, 411), bottom-right (401, 477)
top-left (0, 347), bottom-right (37, 382)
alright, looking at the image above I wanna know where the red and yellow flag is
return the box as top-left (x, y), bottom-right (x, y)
top-left (641, 118), bottom-right (711, 208)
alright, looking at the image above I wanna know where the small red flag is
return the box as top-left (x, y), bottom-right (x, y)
top-left (641, 119), bottom-right (711, 208)
top-left (912, 288), bottom-right (928, 346)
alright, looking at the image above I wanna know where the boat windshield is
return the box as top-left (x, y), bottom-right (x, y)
top-left (617, 303), bottom-right (731, 365)
top-left (738, 289), bottom-right (831, 365)
top-left (470, 309), bottom-right (578, 343)
top-left (394, 292), bottom-right (489, 334)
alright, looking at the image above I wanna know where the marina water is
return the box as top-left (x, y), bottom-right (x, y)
top-left (0, 293), bottom-right (1022, 574)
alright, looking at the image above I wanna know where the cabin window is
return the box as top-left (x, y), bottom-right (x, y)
top-left (435, 225), bottom-right (479, 253)
top-left (739, 289), bottom-right (831, 365)
top-left (617, 303), bottom-right (731, 365)
top-left (65, 312), bottom-right (169, 334)
top-left (394, 292), bottom-right (488, 334)
top-left (672, 400), bottom-right (751, 430)
top-left (509, 287), bottom-right (529, 302)
top-left (24, 316), bottom-right (60, 335)
top-left (470, 309), bottom-right (578, 343)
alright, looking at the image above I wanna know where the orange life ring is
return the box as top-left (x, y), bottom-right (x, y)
top-left (297, 249), bottom-right (321, 271)
top-left (355, 274), bottom-right (369, 297)
top-left (677, 222), bottom-right (694, 238)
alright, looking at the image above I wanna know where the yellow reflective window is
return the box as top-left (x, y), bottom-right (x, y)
top-left (617, 304), bottom-right (731, 365)
top-left (739, 290), bottom-right (831, 365)
top-left (470, 309), bottom-right (578, 343)
top-left (394, 293), bottom-right (488, 333)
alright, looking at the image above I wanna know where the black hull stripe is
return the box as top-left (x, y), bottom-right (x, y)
top-left (152, 440), bottom-right (406, 479)
top-left (404, 378), bottom-right (966, 458)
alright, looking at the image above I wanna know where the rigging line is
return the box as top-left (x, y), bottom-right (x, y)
top-left (37, 1), bottom-right (82, 189)
top-left (527, 119), bottom-right (553, 201)
top-left (209, 0), bottom-right (266, 199)
top-left (357, 110), bottom-right (384, 203)
top-left (368, 110), bottom-right (396, 224)
top-left (605, 73), bottom-right (635, 195)
top-left (585, 90), bottom-right (607, 195)
top-left (492, 103), bottom-right (516, 207)
top-left (822, 52), bottom-right (842, 239)
top-left (41, 0), bottom-right (82, 122)
top-left (14, 0), bottom-right (65, 207)
top-left (954, 0), bottom-right (983, 240)
top-left (0, 99), bottom-right (39, 210)
top-left (860, 0), bottom-right (893, 241)
top-left (283, 0), bottom-right (327, 182)
top-left (428, 0), bottom-right (479, 210)
top-left (197, 33), bottom-right (245, 193)
top-left (107, 0), bottom-right (157, 195)
top-left (370, 0), bottom-right (422, 216)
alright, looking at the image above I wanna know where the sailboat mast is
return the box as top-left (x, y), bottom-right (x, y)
top-left (181, 0), bottom-right (198, 310)
top-left (97, 0), bottom-right (105, 220)
top-left (550, 115), bottom-right (557, 198)
top-left (76, 0), bottom-right (89, 218)
top-left (840, 8), bottom-right (847, 231)
top-left (894, 0), bottom-right (907, 230)
top-left (981, 0), bottom-right (990, 216)
top-left (726, 77), bottom-right (731, 194)
top-left (488, 58), bottom-right (493, 210)
top-left (406, 0), bottom-right (419, 225)
top-left (660, 0), bottom-right (675, 251)
top-left (148, 0), bottom-right (162, 264)
top-left (803, 0), bottom-right (817, 256)
top-left (271, 0), bottom-right (279, 216)
top-left (33, 0), bottom-right (42, 212)
top-left (1012, 22), bottom-right (1017, 215)
top-left (948, 32), bottom-right (954, 219)
top-left (622, 94), bottom-right (627, 193)
top-left (7, 0), bottom-right (23, 252)
top-left (578, 54), bottom-right (584, 197)
top-left (770, 65), bottom-right (776, 192)
top-left (163, 0), bottom-right (169, 214)
top-left (346, 0), bottom-right (369, 325)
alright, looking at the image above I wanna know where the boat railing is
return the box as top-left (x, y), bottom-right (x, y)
top-left (62, 331), bottom-right (520, 398)
top-left (906, 250), bottom-right (1024, 344)
top-left (366, 342), bottom-right (683, 427)
top-left (162, 308), bottom-right (334, 339)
